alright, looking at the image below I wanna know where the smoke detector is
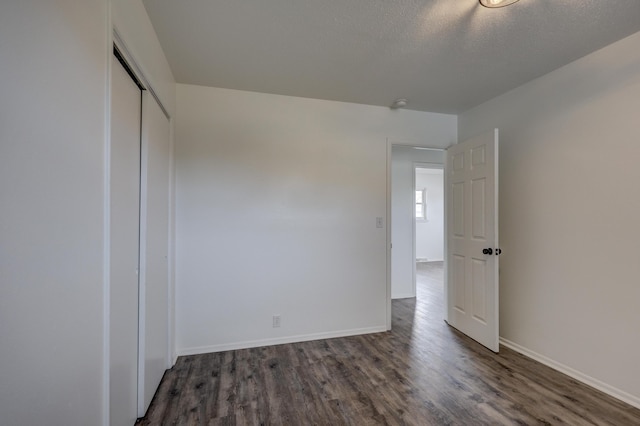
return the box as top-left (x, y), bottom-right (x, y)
top-left (390, 99), bottom-right (408, 109)
top-left (479, 0), bottom-right (520, 7)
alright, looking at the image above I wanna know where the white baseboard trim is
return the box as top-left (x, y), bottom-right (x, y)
top-left (392, 293), bottom-right (416, 300)
top-left (178, 326), bottom-right (388, 357)
top-left (500, 337), bottom-right (640, 410)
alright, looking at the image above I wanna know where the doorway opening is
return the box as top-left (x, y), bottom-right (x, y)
top-left (414, 165), bottom-right (444, 319)
top-left (388, 144), bottom-right (444, 329)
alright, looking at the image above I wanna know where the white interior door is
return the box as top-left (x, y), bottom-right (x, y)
top-left (110, 52), bottom-right (142, 426)
top-left (445, 129), bottom-right (499, 352)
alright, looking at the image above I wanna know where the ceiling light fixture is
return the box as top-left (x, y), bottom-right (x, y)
top-left (390, 98), bottom-right (408, 109)
top-left (479, 0), bottom-right (520, 8)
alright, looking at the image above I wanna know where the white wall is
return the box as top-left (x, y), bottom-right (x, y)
top-left (0, 2), bottom-right (107, 425)
top-left (175, 84), bottom-right (456, 354)
top-left (0, 2), bottom-right (175, 425)
top-left (391, 148), bottom-right (445, 299)
top-left (459, 30), bottom-right (640, 407)
top-left (415, 169), bottom-right (444, 262)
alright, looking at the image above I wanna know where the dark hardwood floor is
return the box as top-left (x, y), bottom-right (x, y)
top-left (137, 262), bottom-right (640, 425)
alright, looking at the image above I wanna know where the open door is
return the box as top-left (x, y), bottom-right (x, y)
top-left (445, 129), bottom-right (499, 352)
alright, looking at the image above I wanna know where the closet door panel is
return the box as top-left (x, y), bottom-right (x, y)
top-left (109, 54), bottom-right (141, 426)
top-left (140, 94), bottom-right (171, 413)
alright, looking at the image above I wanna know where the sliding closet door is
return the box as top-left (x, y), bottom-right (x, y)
top-left (110, 53), bottom-right (141, 426)
top-left (139, 94), bottom-right (171, 414)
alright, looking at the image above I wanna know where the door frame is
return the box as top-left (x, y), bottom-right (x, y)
top-left (106, 28), bottom-right (175, 422)
top-left (386, 140), bottom-right (449, 330)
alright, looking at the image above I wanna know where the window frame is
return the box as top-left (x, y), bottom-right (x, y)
top-left (415, 187), bottom-right (427, 221)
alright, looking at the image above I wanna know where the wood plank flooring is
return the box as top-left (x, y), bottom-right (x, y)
top-left (137, 262), bottom-right (640, 425)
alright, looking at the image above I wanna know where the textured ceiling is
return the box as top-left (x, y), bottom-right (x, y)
top-left (142, 0), bottom-right (640, 114)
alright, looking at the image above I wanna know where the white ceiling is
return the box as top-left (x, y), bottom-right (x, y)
top-left (142, 0), bottom-right (640, 114)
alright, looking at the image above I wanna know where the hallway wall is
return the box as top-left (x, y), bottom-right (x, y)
top-left (415, 169), bottom-right (444, 262)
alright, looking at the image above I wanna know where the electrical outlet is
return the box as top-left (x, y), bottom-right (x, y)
top-left (272, 315), bottom-right (281, 328)
top-left (376, 217), bottom-right (384, 228)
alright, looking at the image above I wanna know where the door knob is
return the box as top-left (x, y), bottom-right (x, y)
top-left (482, 248), bottom-right (493, 255)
